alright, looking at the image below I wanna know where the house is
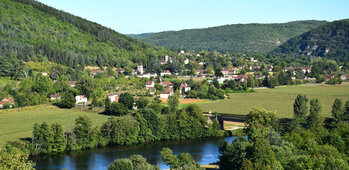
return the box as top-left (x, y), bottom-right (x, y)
top-left (160, 55), bottom-right (172, 64)
top-left (198, 62), bottom-right (204, 67)
top-left (70, 81), bottom-right (77, 88)
top-left (179, 82), bottom-right (191, 94)
top-left (161, 81), bottom-right (173, 88)
top-left (75, 95), bottom-right (87, 104)
top-left (42, 72), bottom-right (48, 76)
top-left (222, 68), bottom-right (239, 75)
top-left (137, 73), bottom-right (157, 79)
top-left (160, 87), bottom-right (173, 99)
top-left (183, 58), bottom-right (189, 65)
top-left (0, 97), bottom-right (15, 108)
top-left (301, 67), bottom-right (311, 74)
top-left (50, 94), bottom-right (61, 102)
top-left (146, 81), bottom-right (155, 89)
top-left (341, 74), bottom-right (348, 81)
top-left (137, 64), bottom-right (144, 75)
top-left (108, 93), bottom-right (119, 103)
top-left (160, 70), bottom-right (171, 76)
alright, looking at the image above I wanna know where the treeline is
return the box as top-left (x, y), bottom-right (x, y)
top-left (218, 96), bottom-right (349, 169)
top-left (272, 19), bottom-right (349, 62)
top-left (107, 148), bottom-right (203, 170)
top-left (29, 104), bottom-right (223, 155)
top-left (134, 20), bottom-right (326, 53)
top-left (0, 0), bottom-right (172, 69)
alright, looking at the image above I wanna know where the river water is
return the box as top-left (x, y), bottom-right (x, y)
top-left (32, 136), bottom-right (237, 170)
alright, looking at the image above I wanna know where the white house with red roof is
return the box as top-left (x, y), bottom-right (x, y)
top-left (160, 87), bottom-right (173, 99)
top-left (160, 70), bottom-right (172, 76)
top-left (179, 82), bottom-right (191, 94)
top-left (0, 97), bottom-right (15, 108)
top-left (161, 81), bottom-right (173, 88)
top-left (108, 93), bottom-right (119, 103)
top-left (50, 94), bottom-right (61, 102)
top-left (70, 81), bottom-right (77, 88)
top-left (75, 95), bottom-right (87, 104)
top-left (145, 81), bottom-right (155, 89)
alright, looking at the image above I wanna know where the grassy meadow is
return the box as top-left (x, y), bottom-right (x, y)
top-left (0, 105), bottom-right (109, 143)
top-left (198, 83), bottom-right (349, 118)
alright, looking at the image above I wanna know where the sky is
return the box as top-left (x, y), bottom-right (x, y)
top-left (36, 0), bottom-right (349, 34)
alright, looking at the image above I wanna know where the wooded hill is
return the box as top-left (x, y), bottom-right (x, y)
top-left (130, 20), bottom-right (327, 53)
top-left (0, 0), bottom-right (172, 69)
top-left (272, 19), bottom-right (349, 62)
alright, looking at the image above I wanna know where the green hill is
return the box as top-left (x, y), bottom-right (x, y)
top-left (0, 0), bottom-right (172, 69)
top-left (130, 20), bottom-right (327, 53)
top-left (272, 19), bottom-right (349, 62)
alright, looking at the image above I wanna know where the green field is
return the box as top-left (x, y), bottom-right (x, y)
top-left (198, 83), bottom-right (349, 118)
top-left (0, 105), bottom-right (109, 143)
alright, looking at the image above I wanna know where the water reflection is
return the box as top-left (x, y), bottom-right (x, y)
top-left (32, 136), bottom-right (238, 170)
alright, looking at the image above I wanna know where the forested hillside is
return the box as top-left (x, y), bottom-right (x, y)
top-left (131, 20), bottom-right (327, 53)
top-left (272, 19), bottom-right (349, 62)
top-left (0, 0), bottom-right (172, 69)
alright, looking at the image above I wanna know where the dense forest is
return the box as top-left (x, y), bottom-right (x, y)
top-left (130, 21), bottom-right (327, 53)
top-left (0, 0), bottom-right (172, 69)
top-left (272, 19), bottom-right (349, 62)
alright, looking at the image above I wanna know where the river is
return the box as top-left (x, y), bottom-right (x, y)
top-left (32, 136), bottom-right (238, 170)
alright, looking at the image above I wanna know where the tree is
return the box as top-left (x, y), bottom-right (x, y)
top-left (0, 144), bottom-right (35, 170)
top-left (33, 74), bottom-right (53, 96)
top-left (160, 148), bottom-right (180, 169)
top-left (332, 98), bottom-right (344, 123)
top-left (57, 91), bottom-right (76, 108)
top-left (168, 93), bottom-right (179, 113)
top-left (219, 137), bottom-right (251, 170)
top-left (136, 97), bottom-right (149, 109)
top-left (119, 93), bottom-right (134, 110)
top-left (51, 123), bottom-right (66, 153)
top-left (307, 99), bottom-right (322, 129)
top-left (268, 77), bottom-right (279, 88)
top-left (293, 94), bottom-right (308, 121)
top-left (108, 159), bottom-right (133, 170)
top-left (344, 101), bottom-right (349, 122)
top-left (76, 75), bottom-right (95, 98)
top-left (105, 97), bottom-right (111, 113)
top-left (245, 107), bottom-right (278, 131)
top-left (73, 116), bottom-right (94, 148)
top-left (109, 102), bottom-right (128, 116)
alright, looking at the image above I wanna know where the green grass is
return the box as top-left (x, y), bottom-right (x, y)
top-left (0, 105), bottom-right (109, 143)
top-left (198, 83), bottom-right (349, 118)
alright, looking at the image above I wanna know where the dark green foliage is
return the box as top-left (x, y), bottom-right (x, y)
top-left (133, 21), bottom-right (326, 53)
top-left (119, 93), bottom-right (134, 110)
top-left (109, 102), bottom-right (128, 116)
top-left (108, 155), bottom-right (159, 170)
top-left (0, 56), bottom-right (26, 80)
top-left (168, 93), bottom-right (179, 113)
top-left (1, 0), bottom-right (172, 69)
top-left (344, 101), bottom-right (349, 122)
top-left (307, 99), bottom-right (322, 129)
top-left (32, 122), bottom-right (53, 154)
top-left (108, 159), bottom-right (133, 170)
top-left (218, 137), bottom-right (251, 170)
top-left (273, 19), bottom-right (349, 62)
top-left (136, 97), bottom-right (149, 109)
top-left (73, 116), bottom-right (96, 149)
top-left (160, 148), bottom-right (203, 170)
top-left (332, 98), bottom-right (344, 123)
top-left (33, 74), bottom-right (53, 96)
top-left (219, 106), bottom-right (349, 170)
top-left (57, 91), bottom-right (76, 108)
top-left (50, 123), bottom-right (66, 153)
top-left (293, 94), bottom-right (308, 121)
top-left (76, 75), bottom-right (95, 99)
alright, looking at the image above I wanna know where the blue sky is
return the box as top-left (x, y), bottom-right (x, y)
top-left (37, 0), bottom-right (349, 34)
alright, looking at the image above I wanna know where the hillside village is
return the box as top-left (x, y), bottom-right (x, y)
top-left (11, 50), bottom-right (340, 108)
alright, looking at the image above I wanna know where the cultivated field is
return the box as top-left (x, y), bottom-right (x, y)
top-left (0, 105), bottom-right (109, 143)
top-left (198, 83), bottom-right (349, 118)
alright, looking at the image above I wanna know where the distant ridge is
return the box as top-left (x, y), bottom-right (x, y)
top-left (129, 20), bottom-right (327, 53)
top-left (272, 19), bottom-right (349, 62)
